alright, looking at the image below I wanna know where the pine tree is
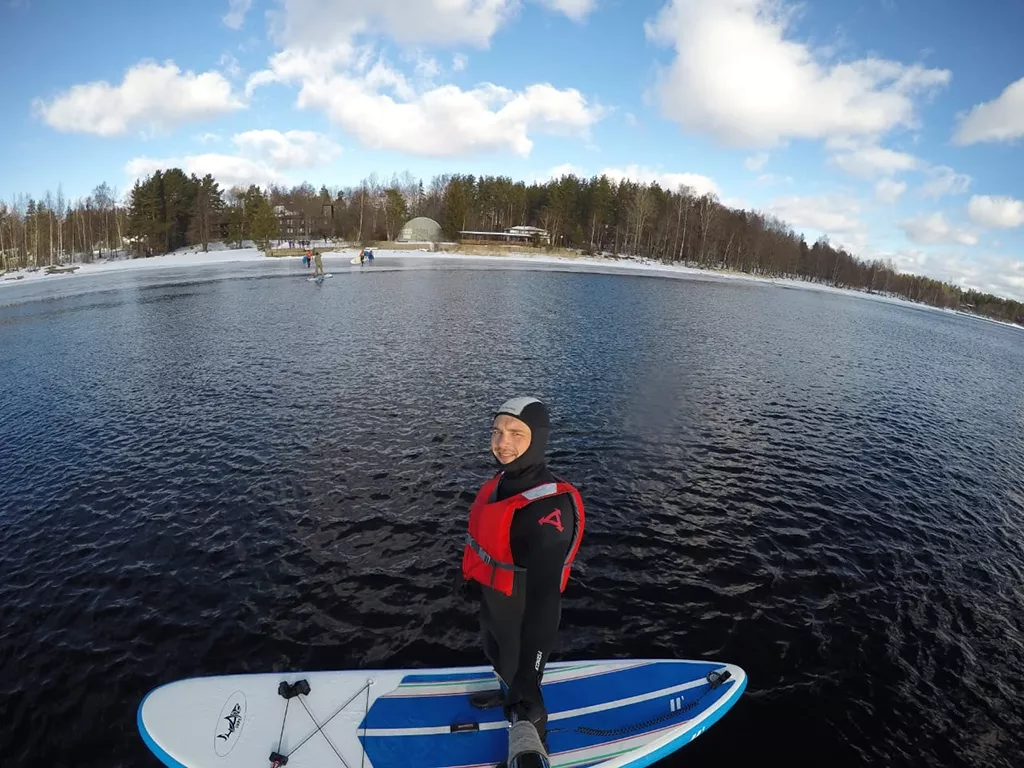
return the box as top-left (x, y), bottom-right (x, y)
top-left (127, 172), bottom-right (167, 256)
top-left (242, 185), bottom-right (265, 240)
top-left (441, 177), bottom-right (469, 240)
top-left (226, 206), bottom-right (244, 247)
top-left (161, 169), bottom-right (197, 253)
top-left (384, 188), bottom-right (408, 241)
top-left (189, 174), bottom-right (224, 252)
top-left (250, 197), bottom-right (279, 252)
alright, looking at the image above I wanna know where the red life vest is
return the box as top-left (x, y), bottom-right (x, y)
top-left (461, 472), bottom-right (585, 597)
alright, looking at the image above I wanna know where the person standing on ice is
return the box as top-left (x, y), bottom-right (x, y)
top-left (313, 250), bottom-right (325, 277)
top-left (459, 397), bottom-right (585, 744)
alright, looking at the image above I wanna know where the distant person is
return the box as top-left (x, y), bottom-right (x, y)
top-left (458, 397), bottom-right (585, 746)
top-left (313, 250), bottom-right (325, 277)
top-left (359, 249), bottom-right (366, 265)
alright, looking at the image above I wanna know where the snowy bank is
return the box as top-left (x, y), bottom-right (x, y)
top-left (2, 243), bottom-right (1020, 330)
top-left (0, 243), bottom-right (272, 286)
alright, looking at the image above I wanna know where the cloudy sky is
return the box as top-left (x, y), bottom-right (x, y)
top-left (2, 0), bottom-right (1023, 299)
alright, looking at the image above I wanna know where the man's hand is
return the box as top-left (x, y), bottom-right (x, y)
top-left (452, 569), bottom-right (481, 601)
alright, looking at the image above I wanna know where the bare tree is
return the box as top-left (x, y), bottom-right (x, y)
top-left (628, 186), bottom-right (652, 255)
top-left (697, 193), bottom-right (718, 264)
top-left (673, 184), bottom-right (693, 262)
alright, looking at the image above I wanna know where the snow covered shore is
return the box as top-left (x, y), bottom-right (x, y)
top-left (2, 243), bottom-right (1019, 330)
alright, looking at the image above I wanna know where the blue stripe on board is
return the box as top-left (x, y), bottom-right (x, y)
top-left (567, 675), bottom-right (745, 768)
top-left (361, 725), bottom-right (507, 768)
top-left (543, 679), bottom-right (736, 755)
top-left (359, 676), bottom-right (740, 768)
top-left (136, 691), bottom-right (189, 768)
top-left (362, 661), bottom-right (721, 730)
top-left (399, 670), bottom-right (500, 684)
top-left (601, 673), bottom-right (748, 768)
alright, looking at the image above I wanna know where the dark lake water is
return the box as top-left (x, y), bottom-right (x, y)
top-left (2, 257), bottom-right (1023, 768)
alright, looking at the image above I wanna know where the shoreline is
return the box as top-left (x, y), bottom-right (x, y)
top-left (2, 244), bottom-right (1021, 330)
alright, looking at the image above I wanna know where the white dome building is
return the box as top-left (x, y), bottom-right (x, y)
top-left (397, 216), bottom-right (442, 243)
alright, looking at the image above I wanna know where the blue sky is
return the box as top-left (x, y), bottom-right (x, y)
top-left (2, 0), bottom-right (1023, 298)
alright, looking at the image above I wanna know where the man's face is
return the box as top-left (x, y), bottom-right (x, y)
top-left (491, 414), bottom-right (532, 465)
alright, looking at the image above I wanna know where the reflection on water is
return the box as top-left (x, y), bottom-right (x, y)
top-left (1, 259), bottom-right (1022, 767)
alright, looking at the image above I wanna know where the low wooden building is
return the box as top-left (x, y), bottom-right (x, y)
top-left (458, 226), bottom-right (550, 246)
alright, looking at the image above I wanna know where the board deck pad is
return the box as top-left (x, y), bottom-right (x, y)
top-left (138, 659), bottom-right (746, 768)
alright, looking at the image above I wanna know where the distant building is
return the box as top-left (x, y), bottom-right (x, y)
top-left (458, 225), bottom-right (550, 246)
top-left (397, 216), bottom-right (443, 242)
top-left (274, 206), bottom-right (305, 239)
top-left (274, 205), bottom-right (332, 239)
top-left (507, 226), bottom-right (550, 244)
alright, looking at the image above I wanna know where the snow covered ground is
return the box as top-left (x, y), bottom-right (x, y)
top-left (0, 242), bottom-right (271, 285)
top-left (2, 242), bottom-right (1020, 330)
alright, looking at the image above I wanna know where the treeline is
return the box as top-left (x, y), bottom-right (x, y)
top-left (2, 170), bottom-right (1021, 325)
top-left (0, 183), bottom-right (125, 268)
top-left (126, 169), bottom-right (228, 255)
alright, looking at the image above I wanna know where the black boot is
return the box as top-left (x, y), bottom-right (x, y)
top-left (470, 689), bottom-right (505, 709)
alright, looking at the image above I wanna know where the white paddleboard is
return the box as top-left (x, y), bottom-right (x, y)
top-left (307, 274), bottom-right (333, 281)
top-left (350, 255), bottom-right (363, 264)
top-left (138, 658), bottom-right (746, 768)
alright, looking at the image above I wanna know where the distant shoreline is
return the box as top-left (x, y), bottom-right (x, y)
top-left (2, 243), bottom-right (1021, 331)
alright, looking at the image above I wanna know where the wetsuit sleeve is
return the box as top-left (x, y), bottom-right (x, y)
top-left (509, 495), bottom-right (575, 591)
top-left (503, 494), bottom-right (576, 731)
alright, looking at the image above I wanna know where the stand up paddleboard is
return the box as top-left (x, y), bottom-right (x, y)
top-left (138, 658), bottom-right (746, 768)
top-left (350, 255), bottom-right (362, 265)
top-left (307, 274), bottom-right (333, 281)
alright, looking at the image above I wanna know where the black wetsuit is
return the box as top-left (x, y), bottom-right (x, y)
top-left (478, 432), bottom-right (576, 737)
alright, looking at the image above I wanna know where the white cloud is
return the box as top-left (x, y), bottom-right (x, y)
top-left (125, 129), bottom-right (341, 189)
top-left (644, 0), bottom-right (950, 147)
top-left (899, 212), bottom-right (977, 246)
top-left (755, 173), bottom-right (793, 186)
top-left (600, 164), bottom-right (720, 197)
top-left (953, 76), bottom-right (1024, 145)
top-left (249, 2), bottom-right (607, 158)
top-left (540, 163), bottom-right (720, 197)
top-left (828, 139), bottom-right (918, 178)
top-left (195, 132), bottom-right (222, 143)
top-left (251, 51), bottom-right (602, 157)
top-left (268, 0), bottom-right (594, 50)
top-left (233, 129), bottom-right (342, 167)
top-left (269, 0), bottom-right (519, 50)
top-left (452, 53), bottom-right (469, 72)
top-left (875, 178), bottom-right (907, 204)
top-left (219, 52), bottom-right (242, 79)
top-left (744, 152), bottom-right (769, 172)
top-left (536, 0), bottom-right (597, 21)
top-left (414, 55), bottom-right (441, 79)
top-left (767, 194), bottom-right (863, 234)
top-left (624, 112), bottom-right (639, 128)
top-left (967, 195), bottom-right (1024, 229)
top-left (889, 249), bottom-right (1024, 301)
top-left (918, 164), bottom-right (971, 199)
top-left (546, 163), bottom-right (586, 179)
top-left (223, 0), bottom-right (253, 29)
top-left (126, 154), bottom-right (289, 189)
top-left (34, 60), bottom-right (244, 137)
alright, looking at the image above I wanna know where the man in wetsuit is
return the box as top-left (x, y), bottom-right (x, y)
top-left (460, 397), bottom-right (585, 744)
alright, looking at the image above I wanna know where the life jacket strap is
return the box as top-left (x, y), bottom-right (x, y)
top-left (465, 533), bottom-right (524, 571)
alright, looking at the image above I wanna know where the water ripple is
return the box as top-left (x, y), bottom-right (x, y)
top-left (0, 261), bottom-right (1022, 767)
